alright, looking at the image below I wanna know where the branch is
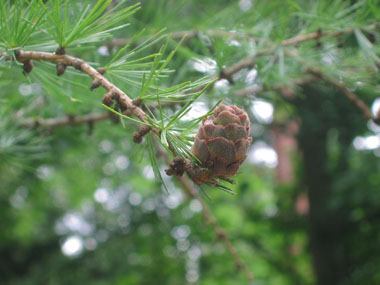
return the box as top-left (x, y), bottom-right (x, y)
top-left (222, 23), bottom-right (378, 79)
top-left (187, 23), bottom-right (378, 97)
top-left (14, 50), bottom-right (153, 129)
top-left (9, 49), bottom-right (254, 280)
top-left (19, 76), bottom-right (318, 129)
top-left (277, 48), bottom-right (378, 124)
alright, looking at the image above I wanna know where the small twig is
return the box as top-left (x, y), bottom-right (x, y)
top-left (165, 157), bottom-right (186, 176)
top-left (107, 29), bottom-right (263, 48)
top-left (281, 48), bottom-right (377, 124)
top-left (178, 176), bottom-right (254, 281)
top-left (20, 112), bottom-right (112, 128)
top-left (233, 76), bottom-right (318, 97)
top-left (133, 125), bottom-right (151, 143)
top-left (308, 67), bottom-right (376, 122)
top-left (281, 24), bottom-right (378, 46)
top-left (16, 96), bottom-right (45, 118)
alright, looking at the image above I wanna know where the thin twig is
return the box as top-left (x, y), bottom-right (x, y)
top-left (16, 96), bottom-right (45, 118)
top-left (107, 29), bottom-right (263, 48)
top-left (281, 48), bottom-right (377, 123)
top-left (281, 23), bottom-right (377, 46)
top-left (307, 67), bottom-right (375, 121)
top-left (20, 112), bottom-right (112, 128)
top-left (178, 176), bottom-right (254, 281)
top-left (233, 76), bottom-right (318, 97)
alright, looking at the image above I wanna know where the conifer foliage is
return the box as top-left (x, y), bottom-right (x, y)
top-left (1, 0), bottom-right (380, 284)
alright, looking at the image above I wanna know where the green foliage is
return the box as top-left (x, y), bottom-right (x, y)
top-left (0, 115), bottom-right (47, 168)
top-left (1, 0), bottom-right (380, 284)
top-left (42, 0), bottom-right (140, 47)
top-left (0, 0), bottom-right (46, 50)
top-left (354, 28), bottom-right (380, 71)
top-left (105, 29), bottom-right (168, 90)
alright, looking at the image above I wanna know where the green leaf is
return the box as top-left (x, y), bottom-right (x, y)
top-left (165, 79), bottom-right (216, 130)
top-left (354, 28), bottom-right (380, 71)
top-left (0, 0), bottom-right (47, 48)
top-left (147, 133), bottom-right (169, 193)
top-left (0, 53), bottom-right (7, 66)
top-left (41, 0), bottom-right (140, 47)
top-left (102, 104), bottom-right (153, 127)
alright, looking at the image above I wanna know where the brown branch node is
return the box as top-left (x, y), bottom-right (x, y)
top-left (165, 157), bottom-right (186, 176)
top-left (90, 79), bottom-right (101, 91)
top-left (56, 63), bottom-right (67, 76)
top-left (23, 60), bottom-right (34, 74)
top-left (216, 229), bottom-right (228, 241)
top-left (235, 261), bottom-right (244, 272)
top-left (102, 91), bottom-right (114, 107)
top-left (132, 97), bottom-right (142, 106)
top-left (97, 67), bottom-right (106, 75)
top-left (117, 100), bottom-right (128, 112)
top-left (72, 58), bottom-right (85, 71)
top-left (55, 47), bottom-right (66, 55)
top-left (55, 47), bottom-right (67, 76)
top-left (133, 125), bottom-right (151, 144)
top-left (15, 51), bottom-right (34, 74)
top-left (185, 163), bottom-right (209, 185)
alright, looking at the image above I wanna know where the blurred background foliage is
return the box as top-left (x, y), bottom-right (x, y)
top-left (1, 0), bottom-right (380, 284)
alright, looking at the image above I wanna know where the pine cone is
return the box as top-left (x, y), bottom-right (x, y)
top-left (190, 105), bottom-right (252, 184)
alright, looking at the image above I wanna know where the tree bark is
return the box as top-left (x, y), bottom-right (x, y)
top-left (297, 85), bottom-right (350, 285)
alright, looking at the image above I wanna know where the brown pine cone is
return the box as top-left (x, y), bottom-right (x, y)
top-left (189, 105), bottom-right (252, 184)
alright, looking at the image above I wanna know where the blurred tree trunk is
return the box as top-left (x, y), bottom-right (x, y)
top-left (297, 84), bottom-right (353, 285)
